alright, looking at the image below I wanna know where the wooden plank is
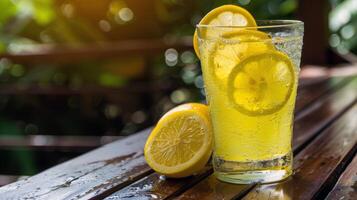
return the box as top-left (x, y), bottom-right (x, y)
top-left (293, 79), bottom-right (356, 152)
top-left (0, 135), bottom-right (121, 151)
top-left (325, 155), bottom-right (357, 200)
top-left (105, 77), bottom-right (357, 199)
top-left (0, 81), bottom-right (176, 95)
top-left (0, 38), bottom-right (192, 64)
top-left (0, 129), bottom-right (152, 200)
top-left (295, 77), bottom-right (346, 111)
top-left (242, 104), bottom-right (357, 200)
top-left (0, 175), bottom-right (20, 187)
top-left (102, 167), bottom-right (213, 200)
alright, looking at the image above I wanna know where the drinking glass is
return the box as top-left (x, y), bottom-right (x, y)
top-left (197, 20), bottom-right (304, 184)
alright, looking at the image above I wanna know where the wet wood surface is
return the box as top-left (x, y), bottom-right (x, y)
top-left (295, 77), bottom-right (346, 112)
top-left (106, 77), bottom-right (357, 200)
top-left (0, 129), bottom-right (153, 200)
top-left (0, 135), bottom-right (121, 151)
top-left (326, 155), bottom-right (357, 200)
top-left (0, 76), bottom-right (356, 200)
top-left (0, 175), bottom-right (20, 187)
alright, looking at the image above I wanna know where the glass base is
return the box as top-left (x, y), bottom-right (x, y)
top-left (213, 152), bottom-right (292, 184)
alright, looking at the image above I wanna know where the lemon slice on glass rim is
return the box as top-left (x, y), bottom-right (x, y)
top-left (193, 4), bottom-right (257, 58)
top-left (227, 50), bottom-right (296, 116)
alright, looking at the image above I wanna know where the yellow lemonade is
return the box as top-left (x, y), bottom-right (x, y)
top-left (201, 37), bottom-right (299, 158)
top-left (197, 25), bottom-right (303, 184)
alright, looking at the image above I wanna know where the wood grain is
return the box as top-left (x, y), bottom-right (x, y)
top-left (0, 81), bottom-right (176, 95)
top-left (292, 78), bottom-right (357, 152)
top-left (0, 135), bottom-right (121, 151)
top-left (0, 129), bottom-right (152, 200)
top-left (295, 77), bottom-right (347, 111)
top-left (325, 155), bottom-right (357, 200)
top-left (104, 167), bottom-right (213, 200)
top-left (0, 175), bottom-right (20, 187)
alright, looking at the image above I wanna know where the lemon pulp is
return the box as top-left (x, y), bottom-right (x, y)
top-left (144, 103), bottom-right (213, 178)
top-left (228, 51), bottom-right (295, 116)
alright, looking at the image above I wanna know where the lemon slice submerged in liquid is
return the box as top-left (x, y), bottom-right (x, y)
top-left (227, 51), bottom-right (295, 116)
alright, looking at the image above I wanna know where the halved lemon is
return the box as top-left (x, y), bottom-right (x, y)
top-left (210, 30), bottom-right (274, 84)
top-left (193, 4), bottom-right (257, 58)
top-left (144, 103), bottom-right (213, 178)
top-left (227, 51), bottom-right (296, 116)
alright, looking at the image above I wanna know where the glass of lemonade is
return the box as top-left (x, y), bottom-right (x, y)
top-left (197, 20), bottom-right (304, 184)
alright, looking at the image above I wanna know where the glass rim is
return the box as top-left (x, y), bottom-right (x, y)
top-left (196, 20), bottom-right (303, 29)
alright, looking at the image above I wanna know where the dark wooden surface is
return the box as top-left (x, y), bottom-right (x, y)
top-left (0, 135), bottom-right (121, 151)
top-left (0, 130), bottom-right (153, 199)
top-left (326, 156), bottom-right (357, 200)
top-left (0, 175), bottom-right (20, 187)
top-left (0, 75), bottom-right (356, 200)
top-left (0, 81), bottom-right (176, 95)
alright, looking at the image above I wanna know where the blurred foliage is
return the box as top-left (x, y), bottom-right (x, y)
top-left (329, 0), bottom-right (357, 55)
top-left (0, 0), bottom-right (355, 176)
top-left (0, 1), bottom-right (17, 27)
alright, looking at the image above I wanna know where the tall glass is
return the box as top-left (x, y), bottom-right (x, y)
top-left (197, 20), bottom-right (304, 184)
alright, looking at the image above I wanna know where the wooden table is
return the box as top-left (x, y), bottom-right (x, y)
top-left (0, 75), bottom-right (356, 200)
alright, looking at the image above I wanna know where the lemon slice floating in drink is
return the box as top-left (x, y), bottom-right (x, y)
top-left (227, 51), bottom-right (295, 116)
top-left (144, 103), bottom-right (213, 178)
top-left (193, 5), bottom-right (257, 58)
top-left (210, 30), bottom-right (274, 85)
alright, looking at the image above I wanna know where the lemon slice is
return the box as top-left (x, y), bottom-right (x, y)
top-left (210, 30), bottom-right (274, 84)
top-left (227, 51), bottom-right (295, 116)
top-left (193, 5), bottom-right (257, 58)
top-left (144, 103), bottom-right (213, 178)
